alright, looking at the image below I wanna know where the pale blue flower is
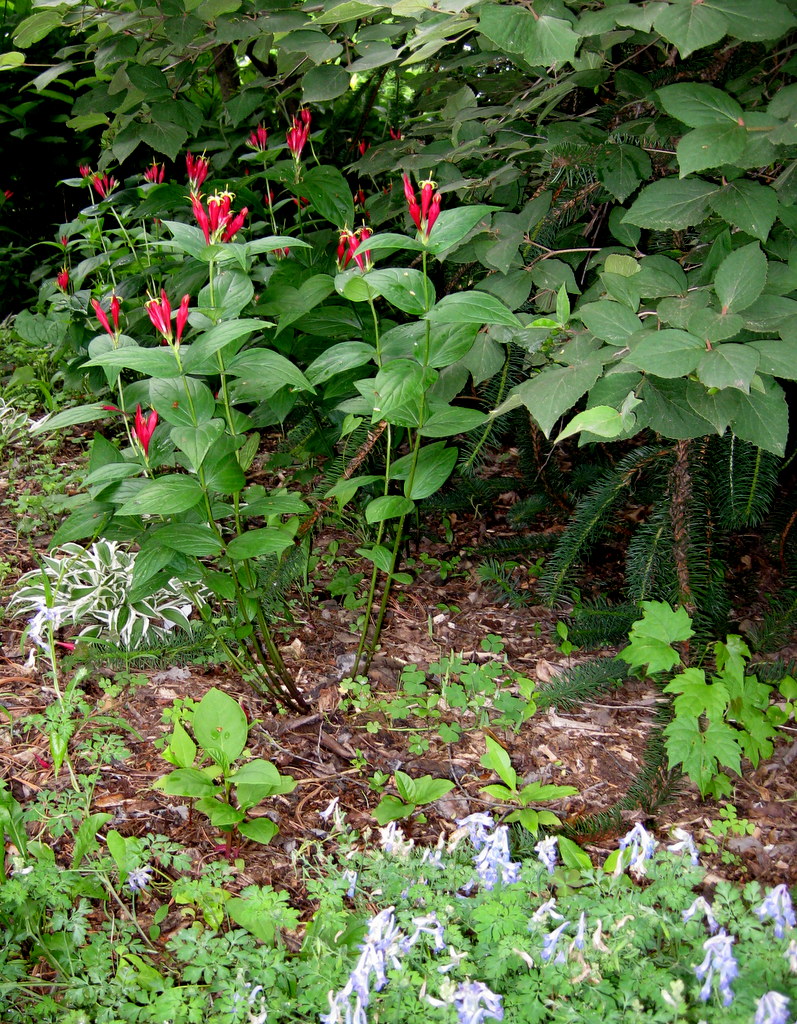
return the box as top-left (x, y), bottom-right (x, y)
top-left (617, 822), bottom-right (657, 876)
top-left (573, 911), bottom-right (587, 951)
top-left (666, 828), bottom-right (700, 866)
top-left (453, 980), bottom-right (503, 1024)
top-left (754, 991), bottom-right (790, 1024)
top-left (127, 865), bottom-right (153, 892)
top-left (534, 836), bottom-right (558, 874)
top-left (474, 825), bottom-right (520, 890)
top-left (457, 813), bottom-right (495, 851)
top-left (785, 940), bottom-right (797, 973)
top-left (541, 920), bottom-right (570, 963)
top-left (694, 929), bottom-right (738, 1007)
top-left (682, 896), bottom-right (719, 935)
top-left (408, 912), bottom-right (446, 951)
top-left (530, 899), bottom-right (565, 924)
top-left (420, 847), bottom-right (445, 870)
top-left (755, 885), bottom-right (796, 940)
top-left (343, 870), bottom-right (357, 898)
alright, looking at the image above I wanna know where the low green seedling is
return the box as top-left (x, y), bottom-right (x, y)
top-left (479, 735), bottom-right (578, 835)
top-left (154, 687), bottom-right (296, 851)
top-left (372, 770), bottom-right (454, 825)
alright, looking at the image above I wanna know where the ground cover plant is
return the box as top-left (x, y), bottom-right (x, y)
top-left (1, 0), bottom-right (797, 1019)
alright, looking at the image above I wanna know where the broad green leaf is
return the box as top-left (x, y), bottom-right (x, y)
top-left (356, 544), bottom-right (394, 574)
top-left (171, 420), bottom-right (225, 472)
top-left (696, 344), bottom-right (759, 392)
top-left (155, 768), bottom-right (222, 798)
top-left (664, 667), bottom-right (730, 718)
top-left (749, 337), bottom-right (797, 379)
top-left (302, 64), bottom-right (350, 103)
top-left (703, 0), bottom-right (795, 40)
top-left (365, 495), bottom-right (415, 523)
top-left (147, 524), bottom-right (223, 556)
top-left (373, 794), bottom-right (413, 824)
top-left (687, 308), bottom-right (744, 344)
top-left (195, 799), bottom-right (244, 828)
top-left (498, 352), bottom-right (605, 437)
top-left (83, 346), bottom-right (181, 377)
top-left (657, 82), bottom-right (743, 126)
top-left (162, 721), bottom-right (197, 768)
top-left (238, 818), bottom-right (280, 845)
top-left (30, 404), bottom-right (117, 435)
top-left (479, 5), bottom-right (578, 67)
top-left (577, 301), bottom-right (641, 343)
top-left (460, 334), bottom-right (505, 385)
top-left (707, 180), bottom-right (778, 242)
top-left (116, 476), bottom-right (204, 516)
top-left (420, 407), bottom-right (489, 437)
top-left (390, 442), bottom-right (458, 499)
top-left (305, 342), bottom-right (375, 385)
top-left (287, 165), bottom-right (353, 229)
top-left (367, 268), bottom-right (432, 314)
top-left (13, 9), bottom-right (61, 47)
top-left (0, 51), bottom-right (25, 69)
top-left (555, 406), bottom-right (626, 443)
top-left (426, 205), bottom-right (496, 256)
top-left (150, 377), bottom-right (216, 427)
top-left (193, 687), bottom-right (248, 764)
top-left (714, 242), bottom-right (767, 313)
top-left (653, 1), bottom-right (728, 56)
top-left (373, 360), bottom-right (433, 426)
top-left (624, 178), bottom-right (717, 230)
top-left (480, 735), bottom-right (516, 789)
top-left (426, 292), bottom-right (518, 328)
top-left (229, 759), bottom-right (283, 789)
top-left (729, 377), bottom-right (788, 455)
top-left (625, 330), bottom-right (705, 378)
top-left (140, 120), bottom-right (189, 162)
top-left (595, 144), bottom-right (652, 202)
top-left (182, 320), bottom-right (262, 371)
top-left (226, 349), bottom-right (314, 397)
top-left (225, 527), bottom-right (296, 559)
top-left (676, 124), bottom-right (746, 177)
top-left (427, 323), bottom-right (479, 368)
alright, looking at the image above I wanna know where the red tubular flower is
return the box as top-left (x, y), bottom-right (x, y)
top-left (247, 124), bottom-right (268, 151)
top-left (191, 192), bottom-right (211, 243)
top-left (146, 290), bottom-right (172, 341)
top-left (264, 189), bottom-right (275, 207)
top-left (60, 235), bottom-right (68, 248)
top-left (389, 127), bottom-right (403, 141)
top-left (91, 297), bottom-right (114, 338)
top-left (186, 152), bottom-right (209, 192)
top-left (79, 164), bottom-right (92, 178)
top-left (110, 294), bottom-right (121, 333)
top-left (286, 110), bottom-right (311, 159)
top-left (337, 229), bottom-right (356, 270)
top-left (91, 172), bottom-right (118, 199)
top-left (3, 189), bottom-right (12, 200)
top-left (176, 294), bottom-right (190, 343)
top-left (402, 173), bottom-right (442, 241)
top-left (56, 266), bottom-right (69, 292)
top-left (355, 188), bottom-right (366, 208)
top-left (144, 162), bottom-right (165, 183)
top-left (133, 405), bottom-right (158, 456)
top-left (222, 207), bottom-right (248, 242)
top-left (357, 226), bottom-right (373, 271)
top-left (357, 140), bottom-right (369, 156)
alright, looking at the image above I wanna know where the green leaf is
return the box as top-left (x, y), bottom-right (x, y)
top-left (420, 407), bottom-right (489, 437)
top-left (140, 120), bottom-right (189, 162)
top-left (664, 716), bottom-right (742, 796)
top-left (373, 794), bottom-right (414, 824)
top-left (687, 307), bottom-right (744, 344)
top-left (225, 527), bottom-right (296, 559)
top-left (171, 420), bottom-right (225, 473)
top-left (714, 242), bottom-right (767, 313)
top-left (624, 178), bottom-right (717, 230)
top-left (226, 349), bottom-right (314, 397)
top-left (427, 292), bottom-right (518, 328)
top-left (707, 180), bottom-right (778, 242)
top-left (365, 495), bottom-right (415, 523)
top-left (373, 360), bottom-right (433, 427)
top-left (83, 346), bottom-right (181, 377)
top-left (626, 329), bottom-right (705, 378)
top-left (664, 667), bottom-right (730, 718)
top-left (305, 342), bottom-right (375, 385)
top-left (595, 144), bottom-right (652, 202)
top-left (498, 351), bottom-right (605, 437)
top-left (696, 344), bottom-right (759, 392)
top-left (653, 1), bottom-right (729, 57)
top-left (0, 52), bottom-right (25, 69)
top-left (703, 0), bottom-right (795, 41)
top-left (155, 768), bottom-right (222, 798)
top-left (555, 406), bottom-right (626, 443)
top-left (30, 404), bottom-right (116, 435)
top-left (193, 687), bottom-right (248, 764)
top-left (302, 64), bottom-right (350, 103)
top-left (162, 721), bottom-right (197, 769)
top-left (749, 337), bottom-right (797, 379)
top-left (676, 123), bottom-right (746, 177)
top-left (288, 165), bottom-right (353, 229)
top-left (116, 476), bottom-right (204, 516)
top-left (427, 323), bottom-right (479, 368)
top-left (657, 83), bottom-right (743, 126)
top-left (480, 736), bottom-right (516, 789)
top-left (408, 775), bottom-right (455, 804)
top-left (238, 818), bottom-right (280, 845)
top-left (147, 524), bottom-right (223, 556)
top-left (427, 205), bottom-right (496, 256)
top-left (479, 5), bottom-right (578, 67)
top-left (366, 268), bottom-right (432, 315)
top-left (389, 442), bottom-right (458, 500)
top-left (558, 835), bottom-right (593, 871)
top-left (151, 377), bottom-right (216, 427)
top-left (577, 301), bottom-right (641, 343)
top-left (13, 9), bottom-right (62, 48)
top-left (729, 377), bottom-right (788, 455)
top-left (182, 320), bottom-right (262, 371)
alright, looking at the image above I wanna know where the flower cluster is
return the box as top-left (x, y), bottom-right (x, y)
top-left (91, 295), bottom-right (121, 338)
top-left (534, 835), bottom-right (558, 875)
top-left (56, 266), bottom-right (69, 292)
top-left (617, 822), bottom-right (657, 877)
top-left (190, 190), bottom-right (248, 244)
top-left (146, 289), bottom-right (190, 346)
top-left (247, 123), bottom-right (268, 151)
top-left (755, 991), bottom-right (791, 1024)
top-left (403, 173), bottom-right (442, 241)
top-left (127, 865), bottom-right (153, 892)
top-left (694, 929), bottom-right (738, 1006)
top-left (286, 109), bottom-right (311, 159)
top-left (186, 152), bottom-right (209, 192)
top-left (337, 226), bottom-right (373, 272)
top-left (756, 884), bottom-right (796, 939)
top-left (132, 406), bottom-right (158, 457)
top-left (91, 172), bottom-right (118, 199)
top-left (143, 162), bottom-right (165, 184)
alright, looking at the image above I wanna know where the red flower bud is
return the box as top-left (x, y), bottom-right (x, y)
top-left (91, 298), bottom-right (114, 338)
top-left (247, 123), bottom-right (268, 151)
top-left (176, 294), bottom-right (190, 343)
top-left (144, 162), bottom-right (165, 183)
top-left (133, 405), bottom-right (158, 457)
top-left (56, 266), bottom-right (69, 292)
top-left (186, 152), bottom-right (209, 192)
